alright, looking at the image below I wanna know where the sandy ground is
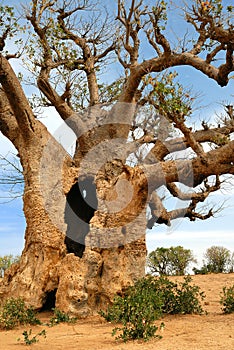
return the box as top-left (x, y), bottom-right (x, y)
top-left (1, 273), bottom-right (234, 350)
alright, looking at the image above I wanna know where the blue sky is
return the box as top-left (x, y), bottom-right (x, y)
top-left (0, 0), bottom-right (234, 267)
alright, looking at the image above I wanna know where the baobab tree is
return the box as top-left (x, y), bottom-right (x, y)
top-left (0, 0), bottom-right (233, 316)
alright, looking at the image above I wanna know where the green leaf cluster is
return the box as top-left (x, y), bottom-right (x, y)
top-left (144, 72), bottom-right (194, 120)
top-left (19, 329), bottom-right (46, 345)
top-left (47, 308), bottom-right (77, 326)
top-left (0, 5), bottom-right (17, 38)
top-left (152, 1), bottom-right (168, 31)
top-left (147, 246), bottom-right (197, 276)
top-left (0, 298), bottom-right (41, 330)
top-left (100, 275), bottom-right (205, 342)
top-left (220, 285), bottom-right (234, 314)
top-left (0, 5), bottom-right (26, 53)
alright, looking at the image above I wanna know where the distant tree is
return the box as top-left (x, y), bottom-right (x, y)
top-left (147, 246), bottom-right (197, 276)
top-left (204, 246), bottom-right (231, 273)
top-left (0, 255), bottom-right (20, 278)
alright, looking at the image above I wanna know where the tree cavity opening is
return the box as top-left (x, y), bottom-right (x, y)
top-left (64, 177), bottom-right (98, 258)
top-left (41, 289), bottom-right (57, 311)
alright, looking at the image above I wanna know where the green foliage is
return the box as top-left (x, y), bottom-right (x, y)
top-left (0, 298), bottom-right (41, 330)
top-left (0, 254), bottom-right (20, 277)
top-left (100, 275), bottom-right (205, 342)
top-left (152, 1), bottom-right (168, 30)
top-left (100, 276), bottom-right (164, 342)
top-left (147, 246), bottom-right (197, 276)
top-left (220, 285), bottom-right (234, 314)
top-left (48, 308), bottom-right (77, 326)
top-left (193, 265), bottom-right (211, 275)
top-left (0, 5), bottom-right (27, 56)
top-left (143, 71), bottom-right (195, 119)
top-left (18, 329), bottom-right (46, 345)
top-left (165, 276), bottom-right (205, 315)
top-left (0, 5), bottom-right (18, 39)
top-left (204, 246), bottom-right (231, 273)
top-left (152, 276), bottom-right (205, 315)
top-left (99, 78), bottom-right (125, 104)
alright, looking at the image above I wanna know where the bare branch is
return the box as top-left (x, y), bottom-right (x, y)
top-left (116, 0), bottom-right (146, 67)
top-left (147, 175), bottom-right (222, 228)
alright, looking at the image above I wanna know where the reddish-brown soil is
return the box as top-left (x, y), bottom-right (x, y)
top-left (1, 273), bottom-right (234, 350)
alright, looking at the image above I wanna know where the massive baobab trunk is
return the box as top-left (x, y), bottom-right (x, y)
top-left (0, 0), bottom-right (234, 316)
top-left (0, 112), bottom-right (147, 315)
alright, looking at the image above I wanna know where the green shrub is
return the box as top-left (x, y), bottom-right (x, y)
top-left (48, 308), bottom-right (77, 326)
top-left (0, 298), bottom-right (41, 330)
top-left (153, 276), bottom-right (177, 314)
top-left (100, 275), bottom-right (205, 342)
top-left (100, 276), bottom-right (164, 342)
top-left (170, 276), bottom-right (205, 314)
top-left (220, 285), bottom-right (234, 314)
top-left (153, 276), bottom-right (205, 315)
top-left (192, 265), bottom-right (210, 275)
top-left (18, 329), bottom-right (46, 345)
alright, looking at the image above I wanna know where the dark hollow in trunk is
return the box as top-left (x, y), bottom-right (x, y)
top-left (41, 289), bottom-right (57, 311)
top-left (64, 177), bottom-right (98, 258)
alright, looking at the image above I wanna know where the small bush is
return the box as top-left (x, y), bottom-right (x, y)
top-left (0, 298), bottom-right (41, 330)
top-left (220, 285), bottom-right (234, 314)
top-left (192, 266), bottom-right (210, 275)
top-left (48, 308), bottom-right (77, 326)
top-left (152, 276), bottom-right (177, 314)
top-left (100, 276), bottom-right (164, 342)
top-left (18, 329), bottom-right (46, 345)
top-left (171, 276), bottom-right (205, 314)
top-left (153, 276), bottom-right (205, 315)
top-left (100, 275), bottom-right (205, 342)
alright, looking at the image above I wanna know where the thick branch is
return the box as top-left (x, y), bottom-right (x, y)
top-left (144, 140), bottom-right (234, 191)
top-left (27, 6), bottom-right (75, 120)
top-left (147, 175), bottom-right (221, 228)
top-left (145, 123), bottom-right (234, 164)
top-left (0, 90), bottom-right (19, 147)
top-left (121, 47), bottom-right (233, 103)
top-left (37, 73), bottom-right (75, 120)
top-left (116, 0), bottom-right (144, 67)
top-left (0, 55), bottom-right (35, 139)
top-left (147, 191), bottom-right (170, 228)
